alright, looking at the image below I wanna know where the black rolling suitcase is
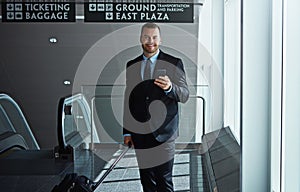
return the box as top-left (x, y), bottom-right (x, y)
top-left (52, 145), bottom-right (131, 192)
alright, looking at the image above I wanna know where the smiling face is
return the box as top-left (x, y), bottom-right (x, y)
top-left (140, 26), bottom-right (162, 58)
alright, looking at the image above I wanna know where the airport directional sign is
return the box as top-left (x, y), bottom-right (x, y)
top-left (1, 0), bottom-right (75, 22)
top-left (84, 2), bottom-right (194, 23)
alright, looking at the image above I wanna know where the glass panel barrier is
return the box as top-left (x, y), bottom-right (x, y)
top-left (81, 85), bottom-right (211, 149)
top-left (62, 93), bottom-right (99, 149)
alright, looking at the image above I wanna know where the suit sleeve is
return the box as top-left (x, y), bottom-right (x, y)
top-left (166, 59), bottom-right (189, 103)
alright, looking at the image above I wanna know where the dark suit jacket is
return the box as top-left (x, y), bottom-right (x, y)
top-left (123, 51), bottom-right (189, 143)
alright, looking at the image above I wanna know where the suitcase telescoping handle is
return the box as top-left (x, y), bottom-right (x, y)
top-left (92, 143), bottom-right (132, 190)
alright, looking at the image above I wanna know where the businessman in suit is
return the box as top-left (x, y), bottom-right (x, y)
top-left (123, 23), bottom-right (189, 192)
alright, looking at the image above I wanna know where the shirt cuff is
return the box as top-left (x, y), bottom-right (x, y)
top-left (164, 83), bottom-right (173, 94)
top-left (123, 134), bottom-right (131, 137)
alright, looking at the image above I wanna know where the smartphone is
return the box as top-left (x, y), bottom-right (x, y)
top-left (155, 69), bottom-right (167, 79)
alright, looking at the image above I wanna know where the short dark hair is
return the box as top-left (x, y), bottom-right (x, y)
top-left (141, 22), bottom-right (161, 36)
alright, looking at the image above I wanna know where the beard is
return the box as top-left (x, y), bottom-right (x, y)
top-left (142, 44), bottom-right (159, 55)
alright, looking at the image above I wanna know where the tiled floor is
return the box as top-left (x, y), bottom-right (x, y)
top-left (95, 148), bottom-right (208, 192)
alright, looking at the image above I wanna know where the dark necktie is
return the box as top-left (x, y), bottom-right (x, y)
top-left (143, 59), bottom-right (152, 80)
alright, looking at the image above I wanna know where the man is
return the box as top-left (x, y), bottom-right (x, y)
top-left (123, 23), bottom-right (189, 192)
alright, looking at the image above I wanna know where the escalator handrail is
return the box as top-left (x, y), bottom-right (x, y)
top-left (0, 93), bottom-right (39, 149)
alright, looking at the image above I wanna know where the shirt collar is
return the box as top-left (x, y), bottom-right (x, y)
top-left (143, 49), bottom-right (160, 63)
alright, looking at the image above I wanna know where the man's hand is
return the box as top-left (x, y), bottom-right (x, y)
top-left (154, 75), bottom-right (171, 90)
top-left (124, 136), bottom-right (133, 147)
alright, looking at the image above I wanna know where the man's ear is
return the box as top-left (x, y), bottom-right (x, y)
top-left (159, 36), bottom-right (162, 44)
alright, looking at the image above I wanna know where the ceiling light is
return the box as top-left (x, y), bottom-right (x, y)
top-left (49, 37), bottom-right (58, 43)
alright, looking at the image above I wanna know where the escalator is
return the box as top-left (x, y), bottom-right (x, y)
top-left (0, 93), bottom-right (122, 192)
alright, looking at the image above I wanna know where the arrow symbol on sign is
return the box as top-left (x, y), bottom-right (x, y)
top-left (7, 12), bottom-right (14, 19)
top-left (106, 12), bottom-right (113, 20)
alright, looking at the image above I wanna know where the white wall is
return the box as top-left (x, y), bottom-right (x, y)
top-left (224, 0), bottom-right (241, 143)
top-left (227, 0), bottom-right (300, 191)
top-left (242, 0), bottom-right (272, 191)
top-left (198, 0), bottom-right (224, 133)
top-left (281, 0), bottom-right (300, 191)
